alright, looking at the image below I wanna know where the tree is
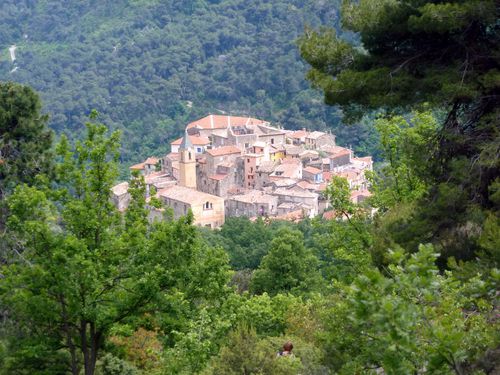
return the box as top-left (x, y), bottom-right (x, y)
top-left (250, 228), bottom-right (323, 296)
top-left (368, 111), bottom-right (438, 210)
top-left (203, 325), bottom-right (304, 375)
top-left (320, 245), bottom-right (499, 374)
top-left (299, 0), bottom-right (499, 263)
top-left (0, 115), bottom-right (230, 375)
top-left (0, 82), bottom-right (53, 240)
top-left (0, 82), bottom-right (53, 198)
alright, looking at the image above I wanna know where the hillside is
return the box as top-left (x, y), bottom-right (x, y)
top-left (0, 0), bottom-right (376, 163)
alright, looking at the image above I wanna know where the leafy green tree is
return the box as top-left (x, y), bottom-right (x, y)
top-left (300, 0), bottom-right (499, 264)
top-left (368, 111), bottom-right (438, 209)
top-left (251, 228), bottom-right (323, 296)
top-left (0, 116), bottom-right (230, 375)
top-left (320, 245), bottom-right (499, 374)
top-left (325, 176), bottom-right (371, 248)
top-left (0, 82), bottom-right (53, 197)
top-left (0, 82), bottom-right (53, 243)
top-left (202, 325), bottom-right (303, 375)
top-left (217, 217), bottom-right (273, 270)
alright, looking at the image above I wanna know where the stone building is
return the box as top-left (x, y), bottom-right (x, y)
top-left (225, 190), bottom-right (278, 218)
top-left (178, 131), bottom-right (197, 189)
top-left (272, 188), bottom-right (319, 217)
top-left (305, 131), bottom-right (336, 149)
top-left (303, 166), bottom-right (323, 183)
top-left (156, 185), bottom-right (225, 228)
top-left (111, 182), bottom-right (130, 212)
top-left (326, 146), bottom-right (352, 168)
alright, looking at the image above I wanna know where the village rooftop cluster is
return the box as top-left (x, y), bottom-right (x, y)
top-left (112, 114), bottom-right (372, 228)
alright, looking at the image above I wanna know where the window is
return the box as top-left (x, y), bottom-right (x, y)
top-left (188, 152), bottom-right (192, 160)
top-left (250, 167), bottom-right (253, 173)
top-left (247, 159), bottom-right (250, 163)
top-left (204, 201), bottom-right (213, 210)
top-left (271, 138), bottom-right (274, 144)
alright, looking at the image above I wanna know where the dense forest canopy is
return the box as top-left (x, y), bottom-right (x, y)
top-left (0, 0), bottom-right (499, 374)
top-left (0, 0), bottom-right (378, 163)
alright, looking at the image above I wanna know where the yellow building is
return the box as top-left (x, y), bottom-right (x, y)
top-left (269, 145), bottom-right (285, 161)
top-left (178, 131), bottom-right (197, 189)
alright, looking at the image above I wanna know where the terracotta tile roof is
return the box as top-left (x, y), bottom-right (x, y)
top-left (323, 146), bottom-right (351, 157)
top-left (288, 130), bottom-right (308, 139)
top-left (130, 162), bottom-right (145, 170)
top-left (187, 114), bottom-right (267, 130)
top-left (272, 163), bottom-right (301, 178)
top-left (296, 180), bottom-right (327, 192)
top-left (336, 170), bottom-right (361, 180)
top-left (269, 177), bottom-right (298, 187)
top-left (171, 135), bottom-right (211, 146)
top-left (303, 166), bottom-right (322, 175)
top-left (144, 157), bottom-right (159, 165)
top-left (281, 157), bottom-right (301, 165)
top-left (206, 145), bottom-right (241, 157)
top-left (158, 185), bottom-right (224, 205)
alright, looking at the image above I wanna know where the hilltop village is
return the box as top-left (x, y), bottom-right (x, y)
top-left (112, 115), bottom-right (373, 228)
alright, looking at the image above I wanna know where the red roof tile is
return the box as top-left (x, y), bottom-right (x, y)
top-left (303, 166), bottom-right (322, 174)
top-left (288, 130), bottom-right (308, 139)
top-left (187, 114), bottom-right (267, 130)
top-left (130, 162), bottom-right (145, 170)
top-left (171, 135), bottom-right (211, 146)
top-left (206, 146), bottom-right (241, 157)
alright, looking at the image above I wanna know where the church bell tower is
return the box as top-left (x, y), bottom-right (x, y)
top-left (179, 130), bottom-right (197, 189)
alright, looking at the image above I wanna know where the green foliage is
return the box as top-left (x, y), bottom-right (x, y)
top-left (368, 111), bottom-right (438, 209)
top-left (0, 0), bottom-right (381, 163)
top-left (300, 0), bottom-right (498, 116)
top-left (251, 228), bottom-right (323, 296)
top-left (95, 353), bottom-right (139, 375)
top-left (300, 0), bottom-right (499, 266)
top-left (0, 82), bottom-right (53, 235)
top-left (203, 325), bottom-right (303, 375)
top-left (0, 116), bottom-right (231, 375)
top-left (321, 244), bottom-right (499, 374)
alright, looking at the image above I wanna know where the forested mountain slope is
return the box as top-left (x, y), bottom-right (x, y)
top-left (0, 0), bottom-right (374, 163)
